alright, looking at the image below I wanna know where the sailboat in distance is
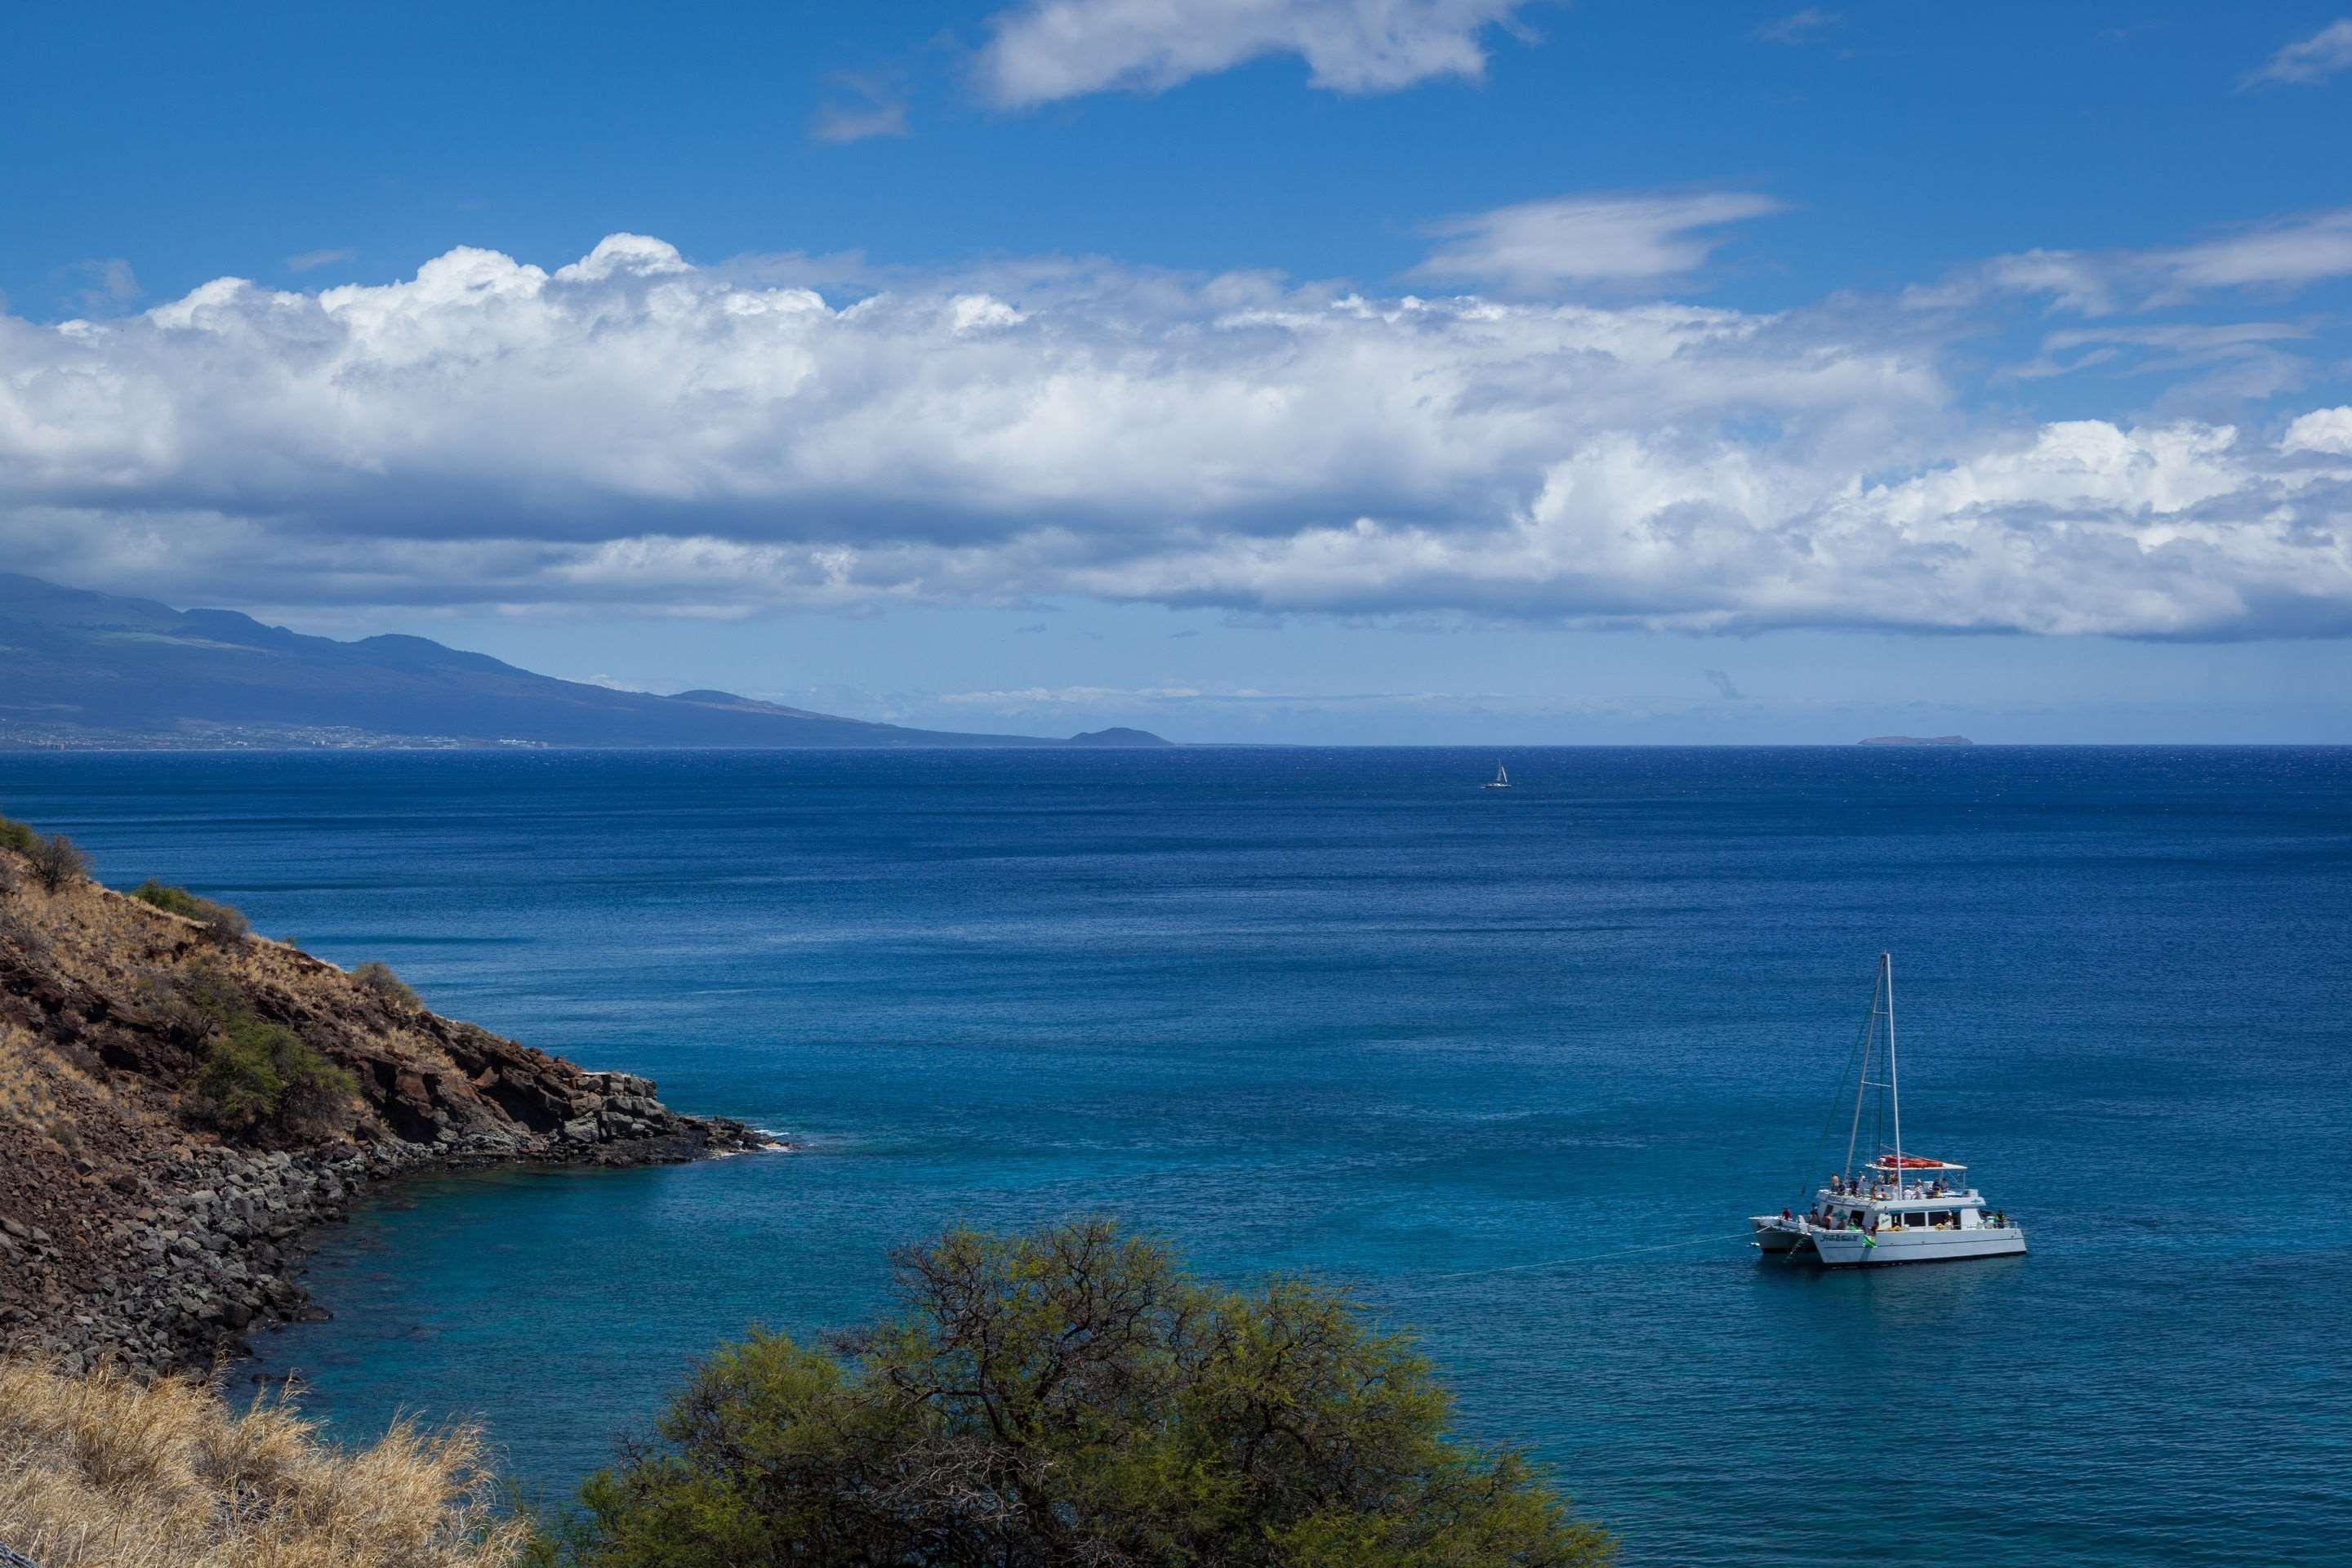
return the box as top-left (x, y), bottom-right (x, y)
top-left (1483, 762), bottom-right (1511, 790)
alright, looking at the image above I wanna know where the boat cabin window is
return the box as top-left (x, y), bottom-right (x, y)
top-left (1906, 1212), bottom-right (1927, 1227)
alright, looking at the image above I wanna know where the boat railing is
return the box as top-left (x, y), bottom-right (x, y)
top-left (1822, 1184), bottom-right (1978, 1203)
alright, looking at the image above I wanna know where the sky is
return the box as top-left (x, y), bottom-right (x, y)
top-left (4, 0), bottom-right (2352, 742)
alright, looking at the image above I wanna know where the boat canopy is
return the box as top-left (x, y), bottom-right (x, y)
top-left (1865, 1154), bottom-right (1964, 1170)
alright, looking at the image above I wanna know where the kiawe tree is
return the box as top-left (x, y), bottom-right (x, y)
top-left (28, 831), bottom-right (88, 893)
top-left (545, 1218), bottom-right (1611, 1568)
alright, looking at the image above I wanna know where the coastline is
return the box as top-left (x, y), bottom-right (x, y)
top-left (0, 849), bottom-right (769, 1377)
top-left (15, 1109), bottom-right (770, 1379)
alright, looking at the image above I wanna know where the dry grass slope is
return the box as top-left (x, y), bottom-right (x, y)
top-left (0, 1360), bottom-right (524, 1568)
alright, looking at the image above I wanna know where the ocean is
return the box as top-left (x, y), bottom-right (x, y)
top-left (3, 746), bottom-right (2345, 1566)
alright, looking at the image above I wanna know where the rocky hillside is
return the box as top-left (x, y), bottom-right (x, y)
top-left (0, 830), bottom-right (767, 1374)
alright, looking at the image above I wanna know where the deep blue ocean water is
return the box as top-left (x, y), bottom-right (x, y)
top-left (3, 746), bottom-right (2347, 1566)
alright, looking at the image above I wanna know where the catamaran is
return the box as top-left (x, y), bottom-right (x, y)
top-left (1750, 953), bottom-right (2026, 1267)
top-left (1483, 763), bottom-right (1510, 789)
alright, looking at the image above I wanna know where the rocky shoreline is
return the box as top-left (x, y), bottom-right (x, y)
top-left (6, 1095), bottom-right (768, 1379)
top-left (0, 835), bottom-right (770, 1377)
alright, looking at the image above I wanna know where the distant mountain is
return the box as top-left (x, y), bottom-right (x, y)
top-left (1857, 735), bottom-right (1975, 746)
top-left (0, 575), bottom-right (1170, 751)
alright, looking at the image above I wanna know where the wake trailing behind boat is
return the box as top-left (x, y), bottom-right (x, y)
top-left (1751, 953), bottom-right (2027, 1267)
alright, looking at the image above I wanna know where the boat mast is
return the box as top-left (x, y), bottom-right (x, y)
top-left (1842, 962), bottom-right (1877, 1182)
top-left (1885, 951), bottom-right (1904, 1186)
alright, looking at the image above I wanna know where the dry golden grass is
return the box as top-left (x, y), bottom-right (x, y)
top-left (0, 1361), bottom-right (527, 1568)
top-left (0, 1022), bottom-right (60, 1125)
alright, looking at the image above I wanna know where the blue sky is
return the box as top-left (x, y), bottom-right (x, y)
top-left (6, 2), bottom-right (2352, 741)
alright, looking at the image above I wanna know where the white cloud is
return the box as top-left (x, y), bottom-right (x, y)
top-left (2154, 209), bottom-right (2352, 293)
top-left (1978, 249), bottom-right (2118, 316)
top-left (2283, 407), bottom-right (2352, 456)
top-left (285, 247), bottom-right (359, 274)
top-left (975, 0), bottom-right (1534, 107)
top-left (1410, 193), bottom-right (1782, 291)
top-left (4, 231), bottom-right (2351, 640)
top-left (1755, 8), bottom-right (1842, 45)
top-left (1945, 210), bottom-right (2352, 316)
top-left (2245, 18), bottom-right (2352, 87)
top-left (58, 257), bottom-right (141, 315)
top-left (2007, 323), bottom-right (2311, 401)
top-left (812, 71), bottom-right (911, 144)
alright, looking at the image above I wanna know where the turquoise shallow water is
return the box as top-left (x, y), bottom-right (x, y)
top-left (4, 746), bottom-right (2348, 1565)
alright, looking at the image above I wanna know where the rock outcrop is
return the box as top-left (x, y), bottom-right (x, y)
top-left (0, 844), bottom-right (768, 1374)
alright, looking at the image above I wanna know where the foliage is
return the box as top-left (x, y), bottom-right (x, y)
top-left (180, 959), bottom-right (248, 1026)
top-left (353, 959), bottom-right (422, 1007)
top-left (0, 1358), bottom-right (526, 1568)
top-left (131, 879), bottom-right (252, 945)
top-left (189, 1004), bottom-right (357, 1138)
top-left (541, 1218), bottom-right (1612, 1568)
top-left (0, 812), bottom-right (34, 857)
top-left (29, 832), bottom-right (88, 893)
top-left (201, 900), bottom-right (252, 945)
top-left (131, 878), bottom-right (208, 919)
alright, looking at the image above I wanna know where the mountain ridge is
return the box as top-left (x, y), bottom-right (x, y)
top-left (0, 574), bottom-right (1172, 751)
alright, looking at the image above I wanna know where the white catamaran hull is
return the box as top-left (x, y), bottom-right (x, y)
top-left (1752, 1217), bottom-right (2026, 1267)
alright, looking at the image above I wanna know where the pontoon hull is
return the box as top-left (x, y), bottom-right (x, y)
top-left (1753, 1217), bottom-right (2026, 1267)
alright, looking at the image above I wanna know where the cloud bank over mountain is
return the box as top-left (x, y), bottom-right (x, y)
top-left (4, 227), bottom-right (2350, 639)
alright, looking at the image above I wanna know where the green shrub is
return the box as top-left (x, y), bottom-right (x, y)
top-left (180, 960), bottom-right (247, 1026)
top-left (540, 1218), bottom-right (1612, 1568)
top-left (131, 879), bottom-right (207, 918)
top-left (194, 1022), bottom-right (286, 1129)
top-left (191, 1014), bottom-right (357, 1136)
top-left (0, 813), bottom-right (35, 856)
top-left (351, 960), bottom-right (421, 1008)
top-left (131, 879), bottom-right (251, 945)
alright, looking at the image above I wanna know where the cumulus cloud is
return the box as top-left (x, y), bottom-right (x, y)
top-left (2283, 407), bottom-right (2352, 456)
top-left (3, 230), bottom-right (2351, 640)
top-left (2244, 18), bottom-right (2352, 87)
top-left (975, 0), bottom-right (1534, 107)
top-left (1410, 192), bottom-right (1783, 291)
